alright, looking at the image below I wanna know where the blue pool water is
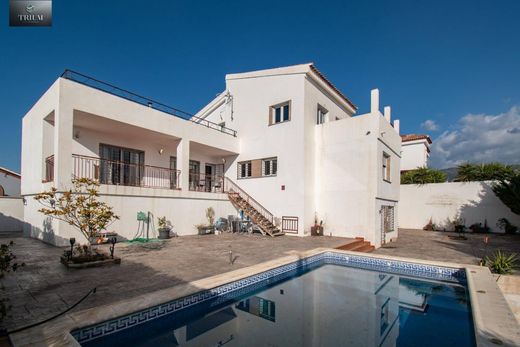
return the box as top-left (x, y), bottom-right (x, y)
top-left (76, 260), bottom-right (475, 347)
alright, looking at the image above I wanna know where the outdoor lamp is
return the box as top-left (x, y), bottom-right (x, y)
top-left (69, 237), bottom-right (76, 260)
top-left (109, 237), bottom-right (117, 259)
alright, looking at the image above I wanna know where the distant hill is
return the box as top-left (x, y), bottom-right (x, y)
top-left (439, 167), bottom-right (458, 182)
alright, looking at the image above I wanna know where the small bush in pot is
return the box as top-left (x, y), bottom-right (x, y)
top-left (157, 216), bottom-right (171, 239)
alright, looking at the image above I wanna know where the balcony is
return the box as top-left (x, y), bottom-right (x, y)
top-left (61, 70), bottom-right (237, 137)
top-left (189, 172), bottom-right (225, 193)
top-left (72, 154), bottom-right (180, 190)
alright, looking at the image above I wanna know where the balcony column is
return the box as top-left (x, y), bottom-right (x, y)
top-left (53, 105), bottom-right (74, 190)
top-left (176, 139), bottom-right (190, 191)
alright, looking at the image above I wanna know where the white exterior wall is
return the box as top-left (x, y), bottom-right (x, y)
top-left (399, 181), bottom-right (520, 231)
top-left (224, 72), bottom-right (308, 234)
top-left (316, 112), bottom-right (400, 246)
top-left (21, 78), bottom-right (240, 245)
top-left (401, 140), bottom-right (429, 171)
top-left (0, 197), bottom-right (24, 231)
top-left (0, 173), bottom-right (21, 197)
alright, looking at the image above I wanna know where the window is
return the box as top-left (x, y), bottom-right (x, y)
top-left (238, 161), bottom-right (252, 179)
top-left (270, 101), bottom-right (290, 125)
top-left (170, 156), bottom-right (178, 189)
top-left (99, 144), bottom-right (144, 186)
top-left (189, 160), bottom-right (200, 188)
top-left (262, 158), bottom-right (277, 176)
top-left (382, 206), bottom-right (395, 233)
top-left (382, 152), bottom-right (391, 182)
top-left (317, 105), bottom-right (328, 125)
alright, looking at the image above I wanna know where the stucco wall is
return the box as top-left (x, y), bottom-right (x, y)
top-left (0, 173), bottom-right (21, 197)
top-left (0, 197), bottom-right (24, 231)
top-left (401, 141), bottom-right (428, 171)
top-left (399, 181), bottom-right (520, 232)
top-left (24, 191), bottom-right (237, 246)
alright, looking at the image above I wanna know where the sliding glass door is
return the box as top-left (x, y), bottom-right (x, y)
top-left (99, 144), bottom-right (144, 186)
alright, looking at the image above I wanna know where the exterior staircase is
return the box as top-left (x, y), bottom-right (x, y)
top-left (335, 237), bottom-right (375, 253)
top-left (225, 178), bottom-right (284, 237)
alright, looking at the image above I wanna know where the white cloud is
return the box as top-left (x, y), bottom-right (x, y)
top-left (421, 119), bottom-right (439, 131)
top-left (430, 106), bottom-right (520, 168)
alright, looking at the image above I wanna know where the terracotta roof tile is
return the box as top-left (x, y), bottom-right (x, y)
top-left (401, 134), bottom-right (432, 144)
top-left (309, 65), bottom-right (357, 110)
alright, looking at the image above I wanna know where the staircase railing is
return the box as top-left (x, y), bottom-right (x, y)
top-left (224, 177), bottom-right (274, 225)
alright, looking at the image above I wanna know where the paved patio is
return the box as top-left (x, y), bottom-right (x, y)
top-left (374, 228), bottom-right (520, 267)
top-left (0, 231), bottom-right (354, 332)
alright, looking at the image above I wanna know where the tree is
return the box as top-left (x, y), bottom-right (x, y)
top-left (34, 178), bottom-right (119, 244)
top-left (493, 173), bottom-right (520, 215)
top-left (401, 167), bottom-right (447, 184)
top-left (455, 162), bottom-right (516, 182)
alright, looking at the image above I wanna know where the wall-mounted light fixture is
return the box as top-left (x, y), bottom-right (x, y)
top-left (158, 148), bottom-right (164, 155)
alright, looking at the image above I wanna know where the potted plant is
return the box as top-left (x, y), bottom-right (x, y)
top-left (311, 214), bottom-right (324, 236)
top-left (196, 207), bottom-right (216, 235)
top-left (157, 216), bottom-right (171, 239)
top-left (450, 217), bottom-right (467, 240)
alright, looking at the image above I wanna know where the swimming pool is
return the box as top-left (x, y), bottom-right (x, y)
top-left (72, 253), bottom-right (475, 347)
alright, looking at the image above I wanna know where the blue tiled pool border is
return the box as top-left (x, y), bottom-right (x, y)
top-left (71, 251), bottom-right (467, 344)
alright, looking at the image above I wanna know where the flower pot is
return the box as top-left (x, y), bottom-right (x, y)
top-left (197, 226), bottom-right (215, 235)
top-left (311, 225), bottom-right (323, 236)
top-left (158, 228), bottom-right (171, 239)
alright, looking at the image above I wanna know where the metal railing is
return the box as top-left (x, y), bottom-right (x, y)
top-left (72, 154), bottom-right (180, 190)
top-left (60, 69), bottom-right (237, 137)
top-left (281, 216), bottom-right (298, 234)
top-left (224, 177), bottom-right (274, 224)
top-left (44, 155), bottom-right (54, 182)
top-left (189, 173), bottom-right (225, 193)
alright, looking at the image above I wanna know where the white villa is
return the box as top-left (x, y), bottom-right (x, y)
top-left (400, 134), bottom-right (431, 171)
top-left (21, 63), bottom-right (401, 248)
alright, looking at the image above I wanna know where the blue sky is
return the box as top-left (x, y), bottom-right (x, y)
top-left (1, 0), bottom-right (520, 171)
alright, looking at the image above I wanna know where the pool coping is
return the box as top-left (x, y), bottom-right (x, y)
top-left (9, 248), bottom-right (520, 347)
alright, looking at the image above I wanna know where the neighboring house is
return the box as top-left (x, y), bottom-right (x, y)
top-left (0, 167), bottom-right (21, 196)
top-left (400, 134), bottom-right (431, 171)
top-left (21, 63), bottom-right (401, 247)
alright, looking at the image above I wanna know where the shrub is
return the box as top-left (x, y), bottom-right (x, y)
top-left (401, 167), bottom-right (447, 184)
top-left (455, 162), bottom-right (516, 182)
top-left (34, 178), bottom-right (120, 245)
top-left (496, 218), bottom-right (519, 234)
top-left (206, 207), bottom-right (215, 226)
top-left (0, 241), bottom-right (25, 276)
top-left (493, 173), bottom-right (520, 215)
top-left (485, 251), bottom-right (518, 274)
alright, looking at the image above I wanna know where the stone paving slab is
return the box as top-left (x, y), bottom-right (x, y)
top-left (0, 231), bottom-right (353, 332)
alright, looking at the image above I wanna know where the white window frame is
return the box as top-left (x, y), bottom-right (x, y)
top-left (270, 101), bottom-right (291, 125)
top-left (317, 104), bottom-right (328, 125)
top-left (262, 157), bottom-right (277, 177)
top-left (238, 161), bottom-right (252, 179)
top-left (382, 152), bottom-right (391, 182)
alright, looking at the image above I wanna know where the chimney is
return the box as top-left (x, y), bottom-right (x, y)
top-left (370, 89), bottom-right (379, 114)
top-left (384, 106), bottom-right (391, 122)
top-left (393, 119), bottom-right (400, 134)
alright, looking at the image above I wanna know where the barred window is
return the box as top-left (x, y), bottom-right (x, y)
top-left (382, 206), bottom-right (395, 233)
top-left (262, 158), bottom-right (277, 176)
top-left (238, 161), bottom-right (252, 179)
